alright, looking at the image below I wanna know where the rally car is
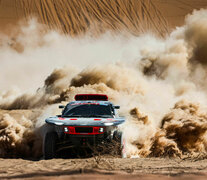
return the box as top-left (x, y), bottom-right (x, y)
top-left (43, 94), bottom-right (126, 159)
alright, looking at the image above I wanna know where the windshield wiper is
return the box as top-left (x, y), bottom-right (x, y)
top-left (88, 115), bottom-right (112, 118)
top-left (62, 115), bottom-right (113, 118)
top-left (62, 115), bottom-right (83, 117)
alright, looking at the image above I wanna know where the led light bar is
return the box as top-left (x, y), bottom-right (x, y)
top-left (75, 94), bottom-right (108, 101)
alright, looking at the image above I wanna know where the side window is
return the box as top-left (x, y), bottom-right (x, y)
top-left (62, 105), bottom-right (69, 115)
top-left (110, 104), bottom-right (115, 115)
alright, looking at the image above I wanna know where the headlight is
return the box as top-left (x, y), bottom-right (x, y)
top-left (104, 122), bottom-right (114, 126)
top-left (64, 127), bottom-right (69, 132)
top-left (99, 128), bottom-right (104, 132)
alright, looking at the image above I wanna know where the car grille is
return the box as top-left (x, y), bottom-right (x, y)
top-left (75, 127), bottom-right (93, 133)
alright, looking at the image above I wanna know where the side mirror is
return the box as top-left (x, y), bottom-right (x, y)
top-left (59, 105), bottom-right (65, 109)
top-left (114, 105), bottom-right (120, 109)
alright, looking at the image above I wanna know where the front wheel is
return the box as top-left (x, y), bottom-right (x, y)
top-left (113, 131), bottom-right (127, 158)
top-left (44, 132), bottom-right (58, 159)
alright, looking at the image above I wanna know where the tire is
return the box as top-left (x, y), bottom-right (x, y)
top-left (113, 131), bottom-right (127, 158)
top-left (44, 132), bottom-right (58, 159)
top-left (121, 134), bottom-right (127, 158)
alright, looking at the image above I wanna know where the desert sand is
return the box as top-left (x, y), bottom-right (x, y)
top-left (1, 157), bottom-right (207, 179)
top-left (1, 0), bottom-right (207, 180)
top-left (0, 0), bottom-right (207, 36)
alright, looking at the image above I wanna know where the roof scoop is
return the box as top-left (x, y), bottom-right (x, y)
top-left (75, 94), bottom-right (108, 101)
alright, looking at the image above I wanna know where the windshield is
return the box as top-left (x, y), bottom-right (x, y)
top-left (62, 104), bottom-right (113, 118)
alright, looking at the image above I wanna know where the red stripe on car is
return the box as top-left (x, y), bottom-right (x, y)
top-left (94, 119), bottom-right (101, 121)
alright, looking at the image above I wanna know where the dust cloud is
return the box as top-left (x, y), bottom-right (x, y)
top-left (1, 9), bottom-right (207, 158)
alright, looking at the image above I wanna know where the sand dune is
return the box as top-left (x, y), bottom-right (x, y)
top-left (0, 0), bottom-right (206, 36)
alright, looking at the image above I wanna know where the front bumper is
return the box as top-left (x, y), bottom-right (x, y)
top-left (63, 126), bottom-right (106, 135)
top-left (57, 133), bottom-right (108, 151)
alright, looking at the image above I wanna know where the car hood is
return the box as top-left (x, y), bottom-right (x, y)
top-left (45, 116), bottom-right (125, 126)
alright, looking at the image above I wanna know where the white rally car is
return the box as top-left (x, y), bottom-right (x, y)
top-left (44, 94), bottom-right (126, 159)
